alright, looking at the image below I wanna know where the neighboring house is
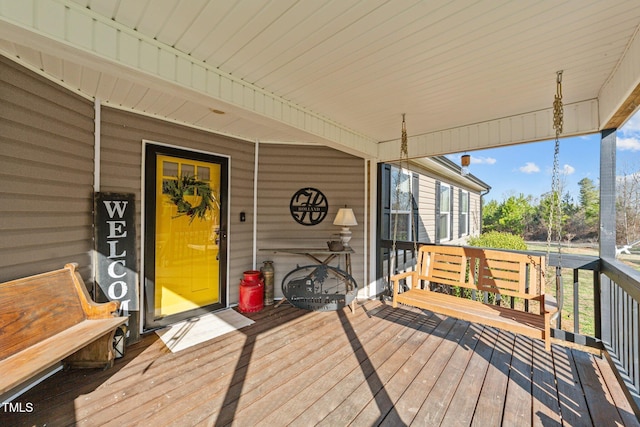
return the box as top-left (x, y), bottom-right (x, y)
top-left (380, 158), bottom-right (489, 247)
top-left (374, 159), bottom-right (489, 295)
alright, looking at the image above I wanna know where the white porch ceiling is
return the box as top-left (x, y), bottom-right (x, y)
top-left (1, 0), bottom-right (640, 160)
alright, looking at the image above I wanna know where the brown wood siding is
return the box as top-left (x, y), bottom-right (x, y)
top-left (256, 144), bottom-right (365, 298)
top-left (0, 56), bottom-right (95, 282)
top-left (99, 108), bottom-right (256, 305)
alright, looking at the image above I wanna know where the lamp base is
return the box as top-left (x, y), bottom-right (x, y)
top-left (339, 227), bottom-right (352, 248)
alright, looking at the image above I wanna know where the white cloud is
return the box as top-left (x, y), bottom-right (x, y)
top-left (471, 156), bottom-right (497, 165)
top-left (519, 162), bottom-right (540, 173)
top-left (621, 112), bottom-right (640, 134)
top-left (617, 137), bottom-right (640, 152)
top-left (562, 164), bottom-right (575, 175)
top-left (617, 172), bottom-right (640, 182)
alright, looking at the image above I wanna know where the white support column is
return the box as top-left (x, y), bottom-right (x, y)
top-left (253, 140), bottom-right (260, 270)
top-left (94, 98), bottom-right (101, 192)
top-left (368, 160), bottom-right (379, 299)
top-left (92, 98), bottom-right (101, 294)
top-left (362, 159), bottom-right (369, 300)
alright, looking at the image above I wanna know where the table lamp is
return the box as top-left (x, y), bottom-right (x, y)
top-left (333, 207), bottom-right (357, 248)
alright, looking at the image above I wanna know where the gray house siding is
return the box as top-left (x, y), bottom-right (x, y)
top-left (99, 107), bottom-right (256, 306)
top-left (0, 56), bottom-right (95, 282)
top-left (0, 57), bottom-right (368, 308)
top-left (256, 144), bottom-right (366, 299)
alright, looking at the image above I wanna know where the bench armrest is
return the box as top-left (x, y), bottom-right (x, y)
top-left (391, 271), bottom-right (417, 309)
top-left (531, 294), bottom-right (558, 315)
top-left (390, 271), bottom-right (418, 295)
top-left (65, 263), bottom-right (122, 319)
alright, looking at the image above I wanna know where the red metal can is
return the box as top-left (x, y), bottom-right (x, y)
top-left (239, 270), bottom-right (264, 313)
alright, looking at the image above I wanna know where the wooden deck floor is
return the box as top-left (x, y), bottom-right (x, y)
top-left (2, 299), bottom-right (639, 426)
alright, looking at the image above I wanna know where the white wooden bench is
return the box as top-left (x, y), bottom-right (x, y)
top-left (391, 245), bottom-right (557, 351)
top-left (0, 263), bottom-right (128, 395)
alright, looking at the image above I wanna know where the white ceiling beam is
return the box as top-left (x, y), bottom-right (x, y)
top-left (377, 99), bottom-right (599, 162)
top-left (0, 0), bottom-right (378, 158)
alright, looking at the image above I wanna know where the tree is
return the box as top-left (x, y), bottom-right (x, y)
top-left (578, 177), bottom-right (599, 230)
top-left (497, 194), bottom-right (534, 236)
top-left (617, 163), bottom-right (640, 246)
top-left (480, 181), bottom-right (606, 243)
top-left (482, 199), bottom-right (500, 233)
top-left (482, 194), bottom-right (534, 236)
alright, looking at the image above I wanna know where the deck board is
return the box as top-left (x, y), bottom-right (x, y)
top-left (379, 317), bottom-right (464, 426)
top-left (315, 311), bottom-right (435, 426)
top-left (440, 326), bottom-right (499, 426)
top-left (503, 335), bottom-right (534, 427)
top-left (412, 323), bottom-right (482, 425)
top-left (277, 306), bottom-right (414, 426)
top-left (553, 344), bottom-right (593, 426)
top-left (91, 307), bottom-right (308, 426)
top-left (289, 307), bottom-right (424, 426)
top-left (242, 305), bottom-right (405, 426)
top-left (574, 348), bottom-right (626, 427)
top-left (230, 310), bottom-right (381, 426)
top-left (471, 330), bottom-right (516, 426)
top-left (531, 336), bottom-right (564, 426)
top-left (347, 311), bottom-right (440, 426)
top-left (594, 353), bottom-right (640, 427)
top-left (1, 299), bottom-right (638, 426)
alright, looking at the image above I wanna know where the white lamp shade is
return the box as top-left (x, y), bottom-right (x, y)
top-left (333, 208), bottom-right (357, 226)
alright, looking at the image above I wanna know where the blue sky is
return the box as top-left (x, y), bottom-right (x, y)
top-left (447, 110), bottom-right (640, 203)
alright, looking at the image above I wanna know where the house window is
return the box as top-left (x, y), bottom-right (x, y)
top-left (391, 166), bottom-right (412, 241)
top-left (459, 190), bottom-right (469, 236)
top-left (438, 183), bottom-right (451, 241)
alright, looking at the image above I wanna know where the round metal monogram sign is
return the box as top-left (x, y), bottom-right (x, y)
top-left (290, 187), bottom-right (328, 226)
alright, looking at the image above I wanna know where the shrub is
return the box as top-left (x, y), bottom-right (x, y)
top-left (467, 231), bottom-right (527, 251)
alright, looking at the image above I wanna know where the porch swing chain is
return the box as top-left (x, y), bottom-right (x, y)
top-left (548, 70), bottom-right (564, 327)
top-left (391, 114), bottom-right (418, 277)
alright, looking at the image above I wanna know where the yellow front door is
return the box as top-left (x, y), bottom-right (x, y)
top-left (144, 145), bottom-right (227, 328)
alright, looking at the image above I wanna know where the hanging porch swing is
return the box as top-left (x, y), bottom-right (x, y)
top-left (388, 72), bottom-right (566, 351)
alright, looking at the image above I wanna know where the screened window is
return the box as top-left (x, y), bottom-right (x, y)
top-left (460, 190), bottom-right (469, 236)
top-left (391, 166), bottom-right (412, 241)
top-left (438, 184), bottom-right (451, 241)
